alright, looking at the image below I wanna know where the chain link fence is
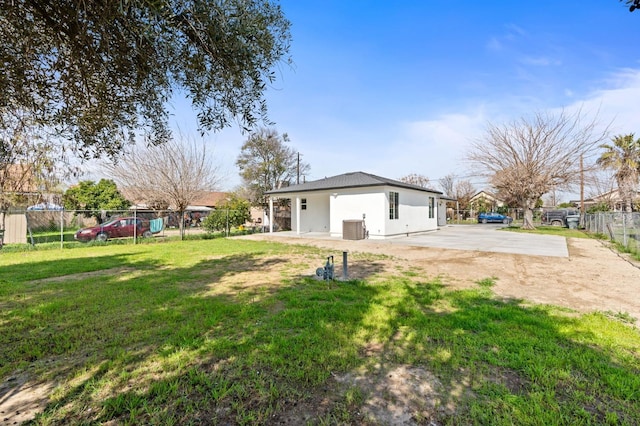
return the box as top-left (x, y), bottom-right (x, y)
top-left (0, 208), bottom-right (269, 249)
top-left (583, 212), bottom-right (640, 253)
top-left (448, 208), bottom-right (538, 223)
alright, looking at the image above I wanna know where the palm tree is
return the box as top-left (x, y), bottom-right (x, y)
top-left (596, 134), bottom-right (640, 212)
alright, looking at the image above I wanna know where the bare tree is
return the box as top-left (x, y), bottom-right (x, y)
top-left (104, 136), bottom-right (222, 239)
top-left (453, 180), bottom-right (476, 214)
top-left (438, 174), bottom-right (456, 198)
top-left (399, 173), bottom-right (431, 188)
top-left (467, 109), bottom-right (608, 229)
top-left (435, 174), bottom-right (475, 218)
top-left (584, 168), bottom-right (618, 210)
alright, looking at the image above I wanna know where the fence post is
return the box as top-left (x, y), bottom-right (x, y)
top-left (134, 209), bottom-right (137, 244)
top-left (60, 209), bottom-right (64, 249)
top-left (600, 213), bottom-right (604, 235)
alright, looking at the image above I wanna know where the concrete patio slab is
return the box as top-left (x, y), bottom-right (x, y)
top-left (386, 225), bottom-right (568, 257)
top-left (260, 224), bottom-right (569, 258)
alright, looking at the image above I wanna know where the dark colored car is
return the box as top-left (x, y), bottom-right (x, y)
top-left (541, 209), bottom-right (579, 227)
top-left (477, 212), bottom-right (512, 224)
top-left (74, 217), bottom-right (152, 242)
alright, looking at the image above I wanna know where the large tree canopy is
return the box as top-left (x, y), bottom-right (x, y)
top-left (63, 179), bottom-right (130, 221)
top-left (236, 127), bottom-right (309, 205)
top-left (622, 0), bottom-right (640, 12)
top-left (467, 109), bottom-right (608, 229)
top-left (0, 0), bottom-right (291, 158)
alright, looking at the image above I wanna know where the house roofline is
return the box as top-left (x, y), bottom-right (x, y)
top-left (266, 171), bottom-right (443, 196)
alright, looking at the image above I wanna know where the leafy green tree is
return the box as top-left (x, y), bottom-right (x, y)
top-left (596, 134), bottom-right (640, 213)
top-left (586, 202), bottom-right (611, 214)
top-left (236, 128), bottom-right (309, 205)
top-left (622, 0), bottom-right (640, 12)
top-left (202, 195), bottom-right (251, 232)
top-left (0, 0), bottom-right (291, 158)
top-left (496, 205), bottom-right (510, 215)
top-left (63, 179), bottom-right (130, 221)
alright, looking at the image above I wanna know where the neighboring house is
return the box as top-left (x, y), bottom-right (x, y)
top-left (122, 189), bottom-right (228, 211)
top-left (571, 188), bottom-right (640, 211)
top-left (469, 190), bottom-right (505, 212)
top-left (189, 191), bottom-right (229, 210)
top-left (265, 171), bottom-right (443, 239)
top-left (1, 163), bottom-right (43, 207)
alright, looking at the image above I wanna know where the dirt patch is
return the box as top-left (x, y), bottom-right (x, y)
top-left (30, 267), bottom-right (139, 284)
top-left (246, 234), bottom-right (640, 322)
top-left (0, 373), bottom-right (53, 426)
top-left (334, 365), bottom-right (452, 425)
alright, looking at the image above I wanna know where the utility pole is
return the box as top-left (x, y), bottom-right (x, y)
top-left (580, 154), bottom-right (584, 213)
top-left (297, 152), bottom-right (300, 185)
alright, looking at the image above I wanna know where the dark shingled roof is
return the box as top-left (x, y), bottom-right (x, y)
top-left (266, 171), bottom-right (443, 195)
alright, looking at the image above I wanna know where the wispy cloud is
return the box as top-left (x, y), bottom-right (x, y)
top-left (486, 23), bottom-right (528, 52)
top-left (368, 68), bottom-right (640, 187)
top-left (519, 55), bottom-right (561, 67)
top-left (366, 111), bottom-right (488, 183)
top-left (505, 23), bottom-right (527, 38)
top-left (563, 68), bottom-right (640, 136)
top-left (486, 37), bottom-right (503, 51)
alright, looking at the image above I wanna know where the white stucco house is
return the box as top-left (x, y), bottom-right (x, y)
top-left (265, 171), bottom-right (445, 239)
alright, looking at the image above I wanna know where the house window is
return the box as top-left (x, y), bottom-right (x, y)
top-left (301, 198), bottom-right (307, 210)
top-left (389, 191), bottom-right (399, 220)
top-left (428, 197), bottom-right (435, 219)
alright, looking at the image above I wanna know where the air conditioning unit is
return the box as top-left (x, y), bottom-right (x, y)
top-left (343, 219), bottom-right (365, 240)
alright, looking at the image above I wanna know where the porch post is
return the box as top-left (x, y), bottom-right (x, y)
top-left (269, 197), bottom-right (274, 233)
top-left (295, 196), bottom-right (301, 235)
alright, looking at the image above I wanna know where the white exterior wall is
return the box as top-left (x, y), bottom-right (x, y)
top-left (274, 185), bottom-right (440, 239)
top-left (384, 186), bottom-right (438, 237)
top-left (329, 188), bottom-right (386, 238)
top-left (290, 192), bottom-right (330, 233)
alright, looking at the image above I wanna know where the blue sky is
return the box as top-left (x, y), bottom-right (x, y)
top-left (167, 1), bottom-right (640, 199)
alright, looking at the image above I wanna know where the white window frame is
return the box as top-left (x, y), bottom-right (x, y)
top-left (389, 191), bottom-right (399, 220)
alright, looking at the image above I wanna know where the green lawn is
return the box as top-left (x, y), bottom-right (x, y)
top-left (502, 225), bottom-right (594, 239)
top-left (1, 240), bottom-right (639, 425)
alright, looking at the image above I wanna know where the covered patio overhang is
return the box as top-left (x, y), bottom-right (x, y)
top-left (267, 192), bottom-right (331, 235)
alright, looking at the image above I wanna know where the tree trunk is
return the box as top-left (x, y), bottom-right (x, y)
top-left (624, 188), bottom-right (633, 213)
top-left (179, 209), bottom-right (185, 240)
top-left (521, 200), bottom-right (536, 230)
top-left (621, 180), bottom-right (635, 213)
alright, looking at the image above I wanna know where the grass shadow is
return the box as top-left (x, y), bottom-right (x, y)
top-left (0, 240), bottom-right (638, 424)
